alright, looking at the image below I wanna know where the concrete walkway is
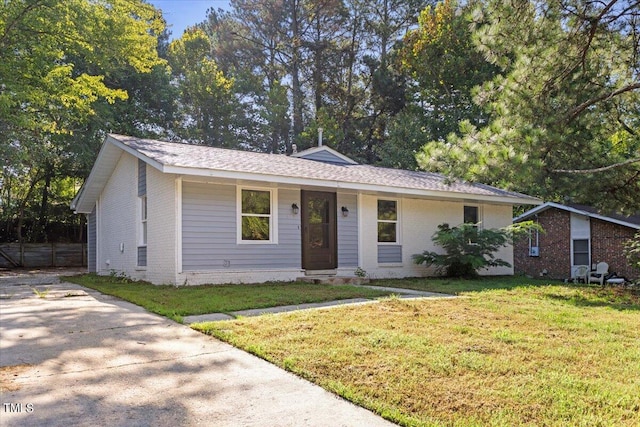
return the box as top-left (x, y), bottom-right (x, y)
top-left (184, 285), bottom-right (453, 324)
top-left (0, 277), bottom-right (397, 427)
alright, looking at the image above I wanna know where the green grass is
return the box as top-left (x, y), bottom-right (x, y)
top-left (194, 281), bottom-right (640, 426)
top-left (63, 274), bottom-right (391, 322)
top-left (370, 275), bottom-right (550, 294)
top-left (31, 286), bottom-right (51, 298)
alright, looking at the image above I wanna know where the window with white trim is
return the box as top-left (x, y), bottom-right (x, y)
top-left (464, 205), bottom-right (479, 225)
top-left (572, 239), bottom-right (589, 266)
top-left (377, 199), bottom-right (398, 243)
top-left (238, 188), bottom-right (276, 243)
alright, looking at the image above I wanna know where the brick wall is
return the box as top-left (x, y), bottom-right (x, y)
top-left (515, 208), bottom-right (639, 281)
top-left (514, 209), bottom-right (571, 280)
top-left (590, 219), bottom-right (638, 280)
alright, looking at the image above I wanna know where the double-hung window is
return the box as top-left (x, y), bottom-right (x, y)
top-left (239, 188), bottom-right (276, 243)
top-left (464, 205), bottom-right (479, 226)
top-left (463, 205), bottom-right (481, 244)
top-left (572, 239), bottom-right (589, 266)
top-left (377, 199), bottom-right (398, 243)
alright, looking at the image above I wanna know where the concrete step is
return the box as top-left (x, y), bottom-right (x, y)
top-left (297, 276), bottom-right (370, 285)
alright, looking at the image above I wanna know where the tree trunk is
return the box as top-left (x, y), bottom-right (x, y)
top-left (37, 164), bottom-right (53, 242)
top-left (290, 0), bottom-right (304, 141)
top-left (16, 173), bottom-right (41, 244)
top-left (341, 14), bottom-right (360, 152)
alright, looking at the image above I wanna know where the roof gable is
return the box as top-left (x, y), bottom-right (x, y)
top-left (70, 139), bottom-right (122, 214)
top-left (514, 202), bottom-right (640, 230)
top-left (290, 145), bottom-right (358, 165)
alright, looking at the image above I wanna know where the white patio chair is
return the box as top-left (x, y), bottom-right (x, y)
top-left (588, 262), bottom-right (609, 286)
top-left (573, 265), bottom-right (589, 283)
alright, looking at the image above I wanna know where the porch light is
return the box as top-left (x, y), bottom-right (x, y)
top-left (291, 203), bottom-right (299, 215)
top-left (341, 206), bottom-right (349, 217)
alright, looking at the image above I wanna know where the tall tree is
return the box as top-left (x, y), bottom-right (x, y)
top-left (200, 0), bottom-right (433, 160)
top-left (168, 29), bottom-right (237, 147)
top-left (417, 0), bottom-right (640, 212)
top-left (304, 0), bottom-right (350, 116)
top-left (292, 0), bottom-right (371, 153)
top-left (216, 0), bottom-right (293, 153)
top-left (0, 0), bottom-right (166, 242)
top-left (356, 0), bottom-right (431, 163)
top-left (289, 0), bottom-right (306, 140)
top-left (206, 0), bottom-right (350, 152)
top-left (0, 0), bottom-right (164, 136)
top-left (380, 0), bottom-right (499, 169)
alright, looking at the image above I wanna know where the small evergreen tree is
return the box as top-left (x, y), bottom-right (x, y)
top-left (413, 222), bottom-right (538, 278)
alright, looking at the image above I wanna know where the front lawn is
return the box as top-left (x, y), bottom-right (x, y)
top-left (194, 282), bottom-right (640, 426)
top-left (370, 275), bottom-right (539, 294)
top-left (63, 274), bottom-right (391, 322)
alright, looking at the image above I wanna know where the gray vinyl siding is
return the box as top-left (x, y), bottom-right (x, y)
top-left (87, 207), bottom-right (97, 272)
top-left (137, 246), bottom-right (147, 267)
top-left (337, 193), bottom-right (358, 267)
top-left (182, 182), bottom-right (301, 271)
top-left (138, 159), bottom-right (146, 196)
top-left (378, 245), bottom-right (402, 263)
top-left (137, 160), bottom-right (147, 267)
top-left (299, 151), bottom-right (351, 165)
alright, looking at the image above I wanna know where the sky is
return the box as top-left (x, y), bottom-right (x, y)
top-left (148, 0), bottom-right (230, 40)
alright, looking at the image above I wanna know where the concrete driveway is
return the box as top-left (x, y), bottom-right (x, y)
top-left (0, 274), bottom-right (395, 427)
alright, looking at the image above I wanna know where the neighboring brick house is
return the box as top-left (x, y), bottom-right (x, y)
top-left (513, 202), bottom-right (640, 281)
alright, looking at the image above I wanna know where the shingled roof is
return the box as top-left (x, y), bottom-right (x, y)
top-left (72, 134), bottom-right (540, 213)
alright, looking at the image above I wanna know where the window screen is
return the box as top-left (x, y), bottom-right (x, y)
top-left (573, 239), bottom-right (589, 266)
top-left (377, 200), bottom-right (398, 243)
top-left (464, 206), bottom-right (478, 225)
top-left (241, 189), bottom-right (271, 241)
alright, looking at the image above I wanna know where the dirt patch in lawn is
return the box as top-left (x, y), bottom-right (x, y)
top-left (0, 364), bottom-right (32, 392)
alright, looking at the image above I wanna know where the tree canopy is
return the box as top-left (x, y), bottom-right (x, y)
top-left (168, 29), bottom-right (237, 146)
top-left (0, 0), bottom-right (164, 136)
top-left (2, 0), bottom-right (639, 244)
top-left (1, 0), bottom-right (167, 242)
top-left (417, 0), bottom-right (640, 212)
top-left (380, 0), bottom-right (499, 169)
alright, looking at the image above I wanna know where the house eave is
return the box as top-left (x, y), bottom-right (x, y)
top-left (164, 165), bottom-right (541, 205)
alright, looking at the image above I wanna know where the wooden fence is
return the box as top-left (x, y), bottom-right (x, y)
top-left (0, 243), bottom-right (87, 269)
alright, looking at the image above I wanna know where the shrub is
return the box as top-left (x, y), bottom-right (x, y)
top-left (623, 231), bottom-right (640, 282)
top-left (413, 221), bottom-right (540, 278)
